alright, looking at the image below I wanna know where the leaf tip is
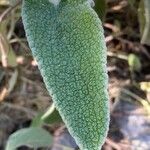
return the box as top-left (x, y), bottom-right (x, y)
top-left (48, 0), bottom-right (61, 6)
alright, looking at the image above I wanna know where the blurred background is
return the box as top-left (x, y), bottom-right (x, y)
top-left (0, 0), bottom-right (150, 150)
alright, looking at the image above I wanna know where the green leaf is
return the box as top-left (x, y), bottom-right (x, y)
top-left (138, 0), bottom-right (145, 35)
top-left (42, 103), bottom-right (63, 124)
top-left (0, 33), bottom-right (17, 67)
top-left (31, 104), bottom-right (62, 127)
top-left (6, 127), bottom-right (53, 150)
top-left (7, 48), bottom-right (18, 67)
top-left (128, 53), bottom-right (141, 72)
top-left (94, 0), bottom-right (106, 21)
top-left (22, 0), bottom-right (109, 149)
top-left (138, 0), bottom-right (150, 45)
top-left (30, 112), bottom-right (44, 127)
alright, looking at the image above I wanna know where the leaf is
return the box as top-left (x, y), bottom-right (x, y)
top-left (42, 103), bottom-right (62, 124)
top-left (7, 48), bottom-right (18, 67)
top-left (6, 127), bottom-right (53, 150)
top-left (22, 0), bottom-right (109, 149)
top-left (94, 0), bottom-right (106, 21)
top-left (128, 53), bottom-right (141, 72)
top-left (0, 69), bottom-right (18, 101)
top-left (138, 0), bottom-right (150, 45)
top-left (0, 33), bottom-right (17, 67)
top-left (128, 0), bottom-right (136, 6)
top-left (31, 112), bottom-right (44, 127)
top-left (31, 104), bottom-right (62, 127)
top-left (138, 0), bottom-right (145, 36)
top-left (7, 69), bottom-right (18, 93)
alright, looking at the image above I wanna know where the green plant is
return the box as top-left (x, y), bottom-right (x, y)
top-left (4, 0), bottom-right (150, 148)
top-left (129, 0), bottom-right (150, 45)
top-left (7, 0), bottom-right (109, 150)
top-left (138, 0), bottom-right (150, 45)
top-left (94, 0), bottom-right (106, 21)
top-left (6, 127), bottom-right (52, 150)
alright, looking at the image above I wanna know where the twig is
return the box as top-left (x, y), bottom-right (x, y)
top-left (2, 102), bottom-right (37, 118)
top-left (106, 138), bottom-right (121, 150)
top-left (107, 51), bottom-right (128, 60)
top-left (0, 0), bottom-right (21, 22)
top-left (121, 88), bottom-right (148, 102)
top-left (0, 33), bottom-right (8, 67)
top-left (116, 37), bottom-right (150, 60)
top-left (104, 23), bottom-right (120, 33)
top-left (13, 33), bottom-right (30, 50)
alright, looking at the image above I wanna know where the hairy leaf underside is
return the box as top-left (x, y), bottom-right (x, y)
top-left (22, 0), bottom-right (109, 150)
